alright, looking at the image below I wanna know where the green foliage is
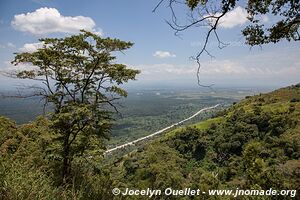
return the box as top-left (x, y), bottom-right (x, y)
top-left (11, 30), bottom-right (139, 183)
top-left (111, 85), bottom-right (300, 199)
top-left (165, 127), bottom-right (208, 160)
top-left (1, 85), bottom-right (300, 199)
top-left (243, 0), bottom-right (300, 45)
top-left (0, 117), bottom-right (118, 199)
top-left (184, 0), bottom-right (300, 46)
top-left (118, 144), bottom-right (187, 194)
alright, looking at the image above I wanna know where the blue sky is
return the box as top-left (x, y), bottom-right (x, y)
top-left (0, 0), bottom-right (299, 89)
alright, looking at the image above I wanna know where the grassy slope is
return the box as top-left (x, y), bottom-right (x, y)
top-left (165, 85), bottom-right (300, 137)
top-left (165, 117), bottom-right (224, 137)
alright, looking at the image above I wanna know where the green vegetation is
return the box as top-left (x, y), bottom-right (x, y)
top-left (0, 1), bottom-right (299, 199)
top-left (0, 88), bottom-right (244, 145)
top-left (110, 84), bottom-right (300, 199)
top-left (0, 116), bottom-right (117, 199)
top-left (7, 30), bottom-right (139, 185)
top-left (108, 90), bottom-right (237, 147)
top-left (1, 85), bottom-right (299, 199)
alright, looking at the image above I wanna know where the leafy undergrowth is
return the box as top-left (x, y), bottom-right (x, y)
top-left (0, 116), bottom-right (117, 200)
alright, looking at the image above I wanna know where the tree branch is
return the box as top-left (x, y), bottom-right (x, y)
top-left (153, 0), bottom-right (232, 87)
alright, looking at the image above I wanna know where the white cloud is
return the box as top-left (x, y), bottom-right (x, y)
top-left (153, 51), bottom-right (176, 58)
top-left (2, 61), bottom-right (37, 73)
top-left (0, 42), bottom-right (16, 48)
top-left (201, 59), bottom-right (300, 78)
top-left (201, 60), bottom-right (249, 75)
top-left (134, 63), bottom-right (196, 80)
top-left (7, 42), bottom-right (16, 48)
top-left (11, 7), bottom-right (101, 35)
top-left (19, 42), bottom-right (44, 52)
top-left (207, 6), bottom-right (249, 28)
top-left (131, 56), bottom-right (300, 83)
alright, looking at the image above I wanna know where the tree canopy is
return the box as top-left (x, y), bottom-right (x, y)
top-left (11, 30), bottom-right (140, 183)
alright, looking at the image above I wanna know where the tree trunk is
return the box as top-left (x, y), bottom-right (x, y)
top-left (62, 132), bottom-right (71, 184)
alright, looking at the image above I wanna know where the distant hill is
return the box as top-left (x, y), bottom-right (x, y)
top-left (110, 84), bottom-right (300, 199)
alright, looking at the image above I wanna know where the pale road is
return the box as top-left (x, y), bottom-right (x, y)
top-left (104, 104), bottom-right (220, 154)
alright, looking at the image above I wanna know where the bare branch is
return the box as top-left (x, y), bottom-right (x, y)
top-left (153, 0), bottom-right (232, 87)
top-left (152, 0), bottom-right (165, 12)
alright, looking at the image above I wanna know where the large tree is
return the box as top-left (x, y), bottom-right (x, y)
top-left (153, 0), bottom-right (300, 85)
top-left (11, 30), bottom-right (140, 183)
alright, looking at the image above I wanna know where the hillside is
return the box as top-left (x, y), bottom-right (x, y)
top-left (110, 84), bottom-right (300, 199)
top-left (0, 85), bottom-right (299, 199)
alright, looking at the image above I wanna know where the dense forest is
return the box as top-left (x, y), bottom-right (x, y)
top-left (1, 84), bottom-right (299, 199)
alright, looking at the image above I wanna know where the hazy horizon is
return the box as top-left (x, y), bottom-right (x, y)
top-left (0, 0), bottom-right (299, 89)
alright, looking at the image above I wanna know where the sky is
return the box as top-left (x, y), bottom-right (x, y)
top-left (0, 0), bottom-right (299, 90)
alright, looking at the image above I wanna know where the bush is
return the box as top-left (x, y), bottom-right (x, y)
top-left (290, 98), bottom-right (300, 103)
